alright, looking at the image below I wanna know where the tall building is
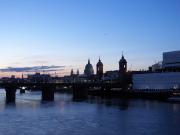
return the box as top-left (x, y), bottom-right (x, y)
top-left (163, 50), bottom-right (180, 72)
top-left (119, 54), bottom-right (127, 73)
top-left (96, 58), bottom-right (103, 79)
top-left (70, 69), bottom-right (74, 76)
top-left (84, 59), bottom-right (94, 76)
top-left (77, 69), bottom-right (79, 76)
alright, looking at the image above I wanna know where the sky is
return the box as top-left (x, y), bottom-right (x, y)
top-left (0, 0), bottom-right (180, 77)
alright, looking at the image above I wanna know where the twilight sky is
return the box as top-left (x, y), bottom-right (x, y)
top-left (0, 0), bottom-right (180, 77)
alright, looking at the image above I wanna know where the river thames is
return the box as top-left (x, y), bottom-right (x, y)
top-left (0, 90), bottom-right (179, 135)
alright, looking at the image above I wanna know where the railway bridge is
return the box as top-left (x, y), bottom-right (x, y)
top-left (0, 82), bottom-right (125, 103)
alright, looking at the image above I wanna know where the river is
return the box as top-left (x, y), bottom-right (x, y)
top-left (0, 90), bottom-right (179, 135)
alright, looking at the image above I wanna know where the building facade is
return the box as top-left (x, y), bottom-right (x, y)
top-left (133, 50), bottom-right (180, 90)
top-left (163, 50), bottom-right (180, 71)
top-left (96, 58), bottom-right (103, 79)
top-left (133, 72), bottom-right (180, 90)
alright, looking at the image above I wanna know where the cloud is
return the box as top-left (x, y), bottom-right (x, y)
top-left (32, 60), bottom-right (49, 64)
top-left (0, 65), bottom-right (65, 72)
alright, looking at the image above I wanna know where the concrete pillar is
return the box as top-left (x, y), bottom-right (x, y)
top-left (105, 86), bottom-right (111, 99)
top-left (73, 83), bottom-right (88, 100)
top-left (5, 86), bottom-right (17, 103)
top-left (42, 84), bottom-right (54, 101)
top-left (100, 86), bottom-right (105, 98)
top-left (20, 89), bottom-right (25, 94)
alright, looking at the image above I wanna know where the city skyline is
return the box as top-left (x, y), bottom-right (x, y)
top-left (0, 0), bottom-right (180, 77)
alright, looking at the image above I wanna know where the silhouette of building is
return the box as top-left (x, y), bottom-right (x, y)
top-left (96, 58), bottom-right (103, 79)
top-left (27, 73), bottom-right (51, 83)
top-left (70, 69), bottom-right (74, 76)
top-left (77, 69), bottom-right (79, 76)
top-left (151, 62), bottom-right (163, 72)
top-left (119, 54), bottom-right (127, 73)
top-left (104, 70), bottom-right (119, 81)
top-left (84, 59), bottom-right (94, 77)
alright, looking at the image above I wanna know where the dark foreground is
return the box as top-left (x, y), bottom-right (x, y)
top-left (0, 90), bottom-right (179, 135)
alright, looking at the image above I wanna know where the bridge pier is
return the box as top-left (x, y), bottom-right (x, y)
top-left (20, 88), bottom-right (25, 94)
top-left (105, 87), bottom-right (112, 99)
top-left (73, 83), bottom-right (88, 100)
top-left (100, 86), bottom-right (105, 98)
top-left (5, 86), bottom-right (17, 103)
top-left (41, 84), bottom-right (54, 101)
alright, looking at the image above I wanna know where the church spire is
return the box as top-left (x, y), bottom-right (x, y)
top-left (122, 51), bottom-right (124, 59)
top-left (99, 56), bottom-right (101, 62)
top-left (119, 52), bottom-right (127, 73)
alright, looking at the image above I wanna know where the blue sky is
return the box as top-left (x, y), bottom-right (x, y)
top-left (0, 0), bottom-right (180, 76)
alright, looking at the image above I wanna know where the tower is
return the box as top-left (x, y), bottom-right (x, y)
top-left (71, 69), bottom-right (74, 76)
top-left (77, 69), bottom-right (79, 76)
top-left (119, 54), bottom-right (127, 73)
top-left (96, 57), bottom-right (103, 79)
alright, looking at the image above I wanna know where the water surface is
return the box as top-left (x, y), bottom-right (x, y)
top-left (0, 90), bottom-right (179, 135)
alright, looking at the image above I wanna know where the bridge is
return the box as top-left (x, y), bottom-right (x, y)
top-left (0, 81), bottom-right (174, 103)
top-left (0, 82), bottom-right (125, 103)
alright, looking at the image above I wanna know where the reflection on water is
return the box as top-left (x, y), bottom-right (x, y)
top-left (0, 89), bottom-right (179, 135)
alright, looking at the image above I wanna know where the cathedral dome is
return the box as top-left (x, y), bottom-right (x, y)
top-left (84, 59), bottom-right (94, 76)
